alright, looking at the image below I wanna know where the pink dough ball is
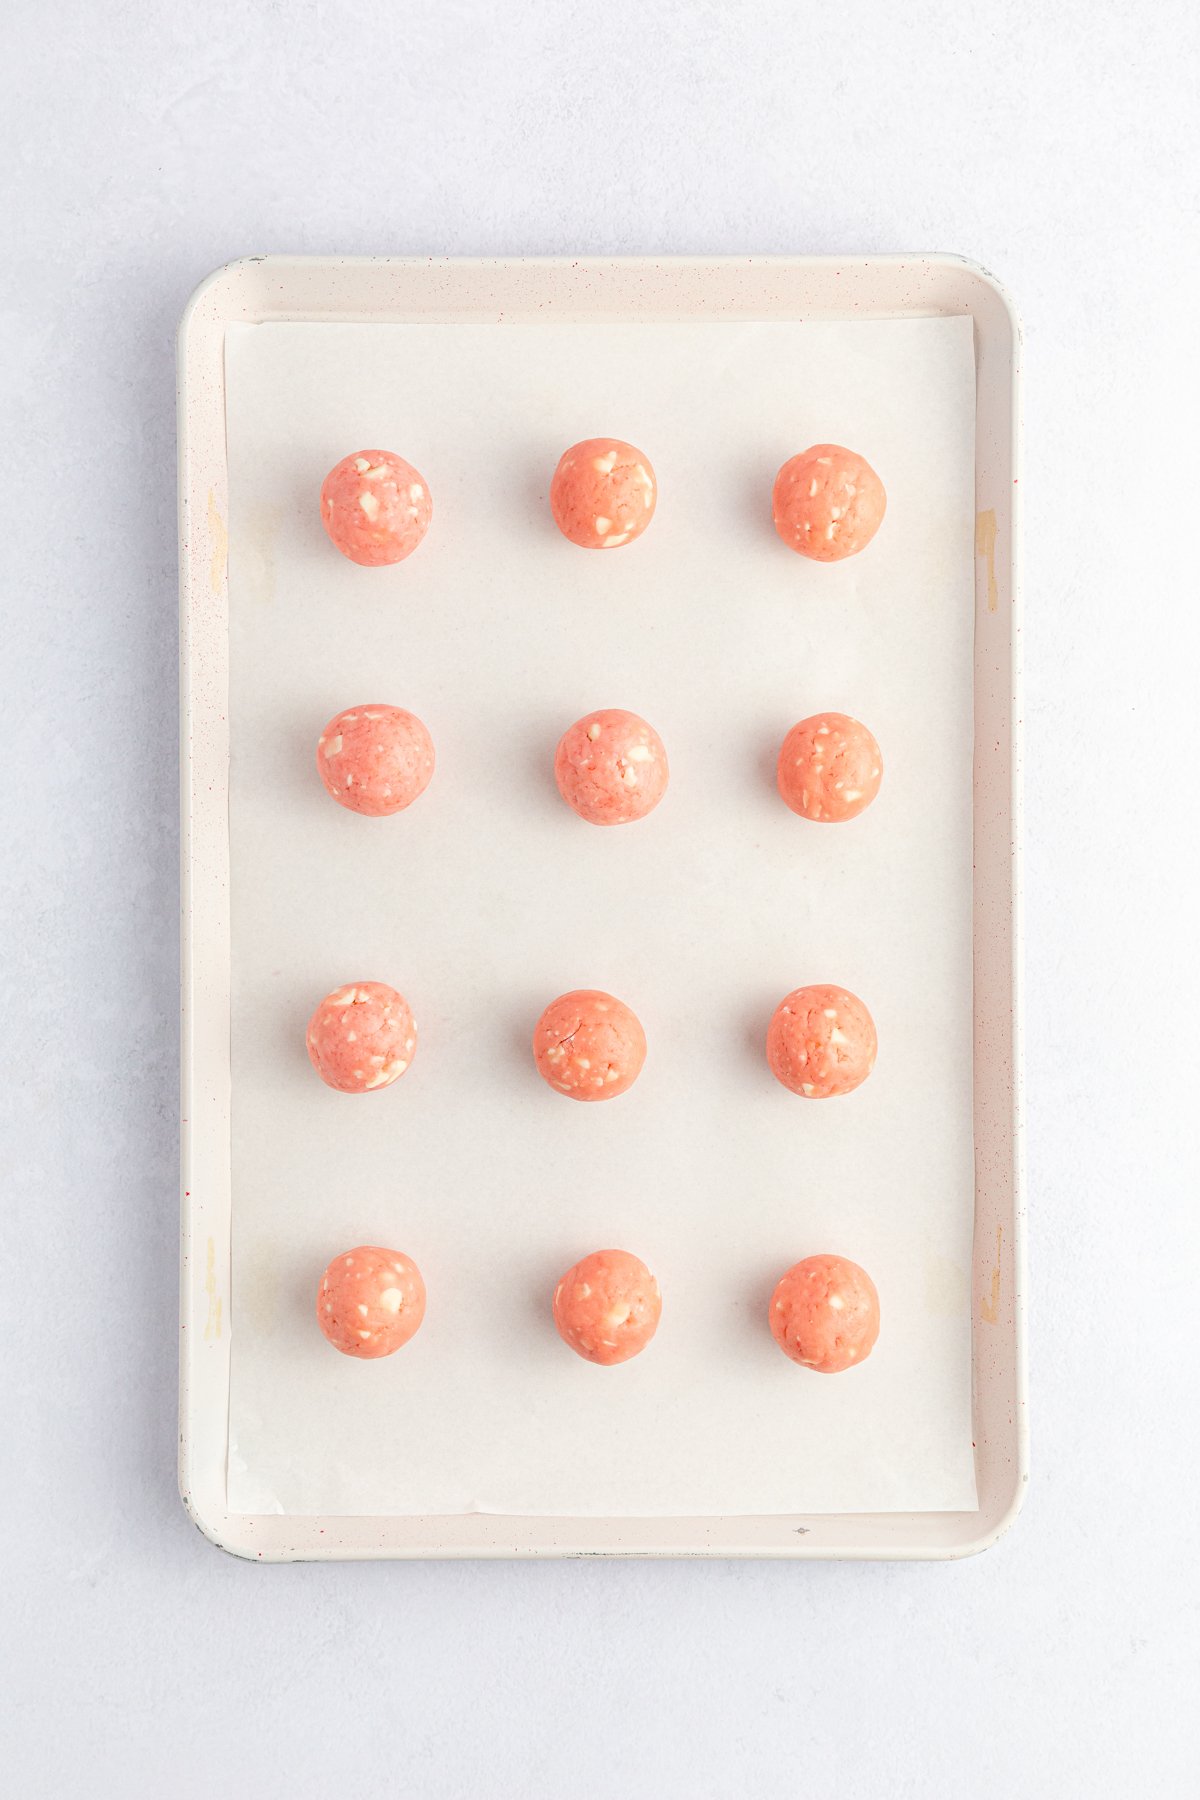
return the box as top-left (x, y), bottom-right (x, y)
top-left (549, 438), bottom-right (657, 549)
top-left (316, 1246), bottom-right (426, 1358)
top-left (320, 449), bottom-right (432, 566)
top-left (316, 703), bottom-right (435, 817)
top-left (772, 444), bottom-right (886, 562)
top-left (776, 712), bottom-right (882, 823)
top-left (553, 1249), bottom-right (662, 1365)
top-left (769, 1254), bottom-right (880, 1373)
top-left (306, 981), bottom-right (417, 1094)
top-left (554, 708), bottom-right (669, 826)
top-left (532, 989), bottom-right (647, 1101)
top-left (766, 984), bottom-right (877, 1098)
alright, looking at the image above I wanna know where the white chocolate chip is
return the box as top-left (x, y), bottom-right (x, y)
top-left (409, 484), bottom-right (424, 501)
top-left (587, 722), bottom-right (601, 740)
top-left (627, 744), bottom-right (652, 761)
top-left (594, 517), bottom-right (611, 535)
top-left (808, 478), bottom-right (818, 497)
top-left (353, 457), bottom-right (370, 472)
top-left (593, 451), bottom-right (618, 474)
top-left (358, 491), bottom-right (380, 521)
top-left (622, 766), bottom-right (638, 786)
top-left (379, 1287), bottom-right (404, 1313)
top-left (325, 735), bottom-right (343, 757)
top-left (829, 1294), bottom-right (845, 1310)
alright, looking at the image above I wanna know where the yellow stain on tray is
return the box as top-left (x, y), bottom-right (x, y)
top-left (207, 489), bottom-right (228, 595)
top-left (975, 508), bottom-right (999, 612)
top-left (203, 1235), bottom-right (223, 1340)
top-left (979, 1224), bottom-right (1003, 1324)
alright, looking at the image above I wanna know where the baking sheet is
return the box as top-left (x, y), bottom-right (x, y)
top-left (223, 315), bottom-right (978, 1517)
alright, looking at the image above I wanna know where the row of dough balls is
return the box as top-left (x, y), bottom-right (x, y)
top-left (321, 440), bottom-right (887, 565)
top-left (317, 1245), bottom-right (881, 1372)
top-left (317, 704), bottom-right (882, 826)
top-left (307, 983), bottom-right (877, 1101)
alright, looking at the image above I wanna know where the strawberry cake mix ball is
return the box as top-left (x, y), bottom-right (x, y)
top-left (777, 712), bottom-right (882, 822)
top-left (554, 708), bottom-right (669, 826)
top-left (766, 984), bottom-right (877, 1098)
top-left (772, 444), bottom-right (886, 562)
top-left (306, 981), bottom-right (417, 1093)
top-left (553, 1249), bottom-right (662, 1364)
top-left (320, 449), bottom-right (432, 566)
top-left (769, 1254), bottom-right (880, 1372)
top-left (550, 438), bottom-right (657, 549)
top-left (316, 703), bottom-right (435, 817)
top-left (316, 1246), bottom-right (426, 1358)
top-left (533, 989), bottom-right (646, 1101)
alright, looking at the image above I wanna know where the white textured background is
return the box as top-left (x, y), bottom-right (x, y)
top-left (2, 2), bottom-right (1197, 1794)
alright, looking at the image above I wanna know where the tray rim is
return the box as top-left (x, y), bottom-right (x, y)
top-left (178, 252), bottom-right (1025, 1561)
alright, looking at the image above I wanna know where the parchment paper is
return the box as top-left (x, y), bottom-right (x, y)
top-left (223, 315), bottom-right (978, 1516)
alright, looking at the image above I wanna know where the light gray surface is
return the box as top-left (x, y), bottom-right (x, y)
top-left (2, 1), bottom-right (1197, 1793)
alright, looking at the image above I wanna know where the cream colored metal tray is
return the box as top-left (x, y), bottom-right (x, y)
top-left (178, 255), bottom-right (1024, 1559)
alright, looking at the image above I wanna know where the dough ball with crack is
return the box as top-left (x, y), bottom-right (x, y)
top-left (532, 989), bottom-right (646, 1101)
